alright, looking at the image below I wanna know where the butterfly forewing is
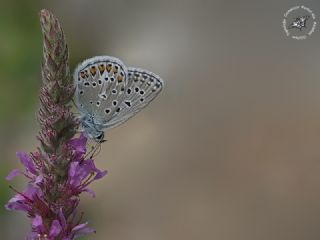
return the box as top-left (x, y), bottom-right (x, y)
top-left (106, 67), bottom-right (164, 128)
top-left (74, 56), bottom-right (128, 123)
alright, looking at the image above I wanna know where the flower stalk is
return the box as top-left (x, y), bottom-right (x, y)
top-left (5, 9), bottom-right (106, 240)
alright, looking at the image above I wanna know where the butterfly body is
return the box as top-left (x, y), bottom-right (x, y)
top-left (74, 56), bottom-right (163, 142)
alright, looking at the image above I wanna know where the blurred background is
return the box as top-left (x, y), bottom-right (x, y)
top-left (2, 0), bottom-right (320, 239)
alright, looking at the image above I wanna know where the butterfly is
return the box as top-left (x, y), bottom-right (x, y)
top-left (73, 56), bottom-right (164, 142)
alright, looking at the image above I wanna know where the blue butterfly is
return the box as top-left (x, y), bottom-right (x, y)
top-left (74, 56), bottom-right (164, 142)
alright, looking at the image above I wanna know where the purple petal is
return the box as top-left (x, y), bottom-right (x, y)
top-left (83, 188), bottom-right (96, 198)
top-left (85, 159), bottom-right (107, 180)
top-left (6, 169), bottom-right (22, 181)
top-left (32, 215), bottom-right (44, 232)
top-left (35, 175), bottom-right (44, 184)
top-left (72, 222), bottom-right (95, 237)
top-left (68, 161), bottom-right (92, 186)
top-left (69, 134), bottom-right (87, 154)
top-left (72, 222), bottom-right (89, 232)
top-left (68, 162), bottom-right (82, 186)
top-left (58, 208), bottom-right (67, 228)
top-left (5, 185), bottom-right (41, 212)
top-left (17, 152), bottom-right (37, 175)
top-left (75, 228), bottom-right (95, 237)
top-left (5, 194), bottom-right (29, 212)
top-left (49, 220), bottom-right (62, 237)
top-left (86, 159), bottom-right (107, 180)
top-left (24, 184), bottom-right (42, 198)
top-left (68, 162), bottom-right (77, 178)
top-left (94, 170), bottom-right (107, 180)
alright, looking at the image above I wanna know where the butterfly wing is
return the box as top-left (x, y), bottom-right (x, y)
top-left (74, 56), bottom-right (128, 124)
top-left (105, 67), bottom-right (164, 128)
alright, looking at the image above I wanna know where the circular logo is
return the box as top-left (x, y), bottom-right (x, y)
top-left (282, 5), bottom-right (317, 40)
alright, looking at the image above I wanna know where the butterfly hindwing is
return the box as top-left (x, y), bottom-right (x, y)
top-left (105, 67), bottom-right (164, 128)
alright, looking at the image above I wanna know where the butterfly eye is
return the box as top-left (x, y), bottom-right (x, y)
top-left (97, 132), bottom-right (105, 142)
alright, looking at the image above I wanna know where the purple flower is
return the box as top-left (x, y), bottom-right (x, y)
top-left (68, 157), bottom-right (107, 197)
top-left (31, 216), bottom-right (62, 239)
top-left (32, 215), bottom-right (45, 233)
top-left (69, 133), bottom-right (87, 160)
top-left (5, 184), bottom-right (42, 212)
top-left (6, 10), bottom-right (108, 239)
top-left (6, 152), bottom-right (42, 184)
top-left (72, 222), bottom-right (96, 238)
top-left (17, 152), bottom-right (37, 175)
top-left (53, 209), bottom-right (95, 239)
top-left (6, 169), bottom-right (22, 181)
top-left (49, 220), bottom-right (62, 238)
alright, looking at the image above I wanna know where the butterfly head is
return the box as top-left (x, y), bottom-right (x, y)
top-left (80, 115), bottom-right (106, 143)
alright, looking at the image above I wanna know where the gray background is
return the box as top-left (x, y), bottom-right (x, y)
top-left (1, 0), bottom-right (320, 239)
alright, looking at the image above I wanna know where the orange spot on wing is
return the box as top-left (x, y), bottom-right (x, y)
top-left (90, 66), bottom-right (97, 76)
top-left (98, 64), bottom-right (105, 74)
top-left (106, 65), bottom-right (112, 72)
top-left (117, 75), bottom-right (123, 82)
